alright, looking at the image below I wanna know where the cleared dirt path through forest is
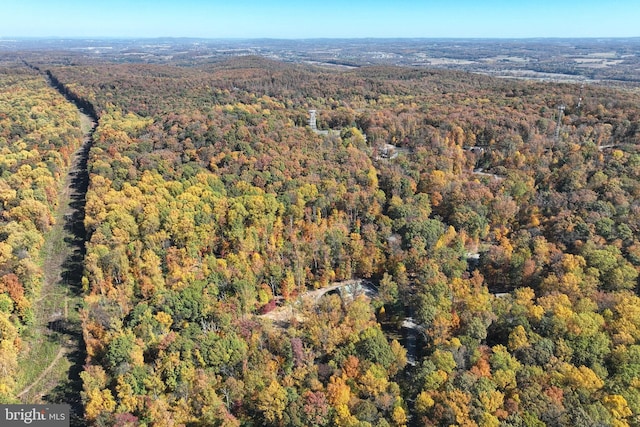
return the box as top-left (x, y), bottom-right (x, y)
top-left (16, 66), bottom-right (95, 427)
top-left (17, 347), bottom-right (66, 399)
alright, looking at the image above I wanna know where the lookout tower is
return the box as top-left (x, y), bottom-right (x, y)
top-left (308, 109), bottom-right (317, 131)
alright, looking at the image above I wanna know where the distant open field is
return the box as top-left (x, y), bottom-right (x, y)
top-left (2, 37), bottom-right (639, 84)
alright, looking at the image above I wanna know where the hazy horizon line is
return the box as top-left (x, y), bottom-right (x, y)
top-left (2, 36), bottom-right (639, 41)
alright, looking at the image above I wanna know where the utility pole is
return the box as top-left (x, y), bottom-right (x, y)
top-left (555, 104), bottom-right (565, 142)
top-left (577, 84), bottom-right (584, 110)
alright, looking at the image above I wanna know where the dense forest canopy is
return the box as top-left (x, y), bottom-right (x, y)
top-left (2, 54), bottom-right (640, 426)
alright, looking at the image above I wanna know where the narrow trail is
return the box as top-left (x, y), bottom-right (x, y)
top-left (17, 348), bottom-right (67, 399)
top-left (17, 63), bottom-right (96, 427)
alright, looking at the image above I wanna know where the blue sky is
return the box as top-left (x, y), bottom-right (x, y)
top-left (1, 0), bottom-right (638, 39)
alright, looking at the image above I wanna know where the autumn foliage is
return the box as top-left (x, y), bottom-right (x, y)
top-left (0, 66), bottom-right (84, 401)
top-left (4, 54), bottom-right (640, 426)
